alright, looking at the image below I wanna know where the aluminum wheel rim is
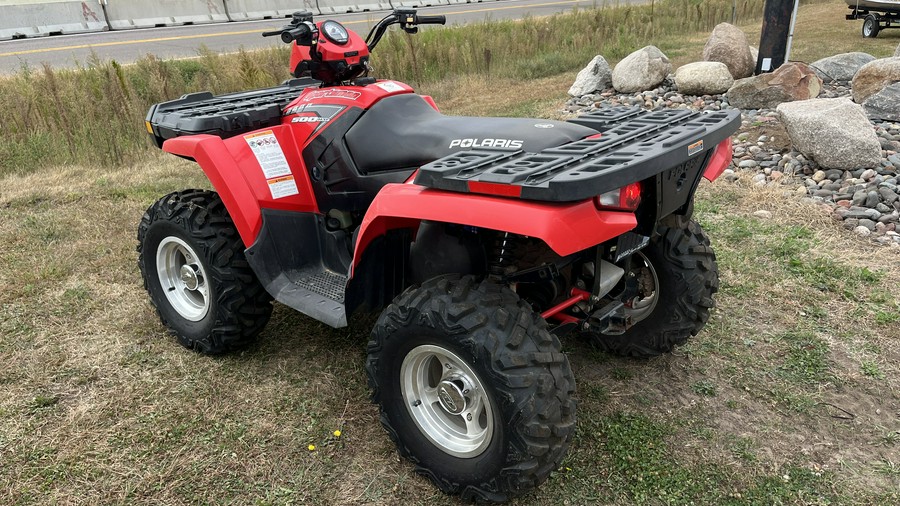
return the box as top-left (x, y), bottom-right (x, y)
top-left (401, 344), bottom-right (494, 458)
top-left (864, 19), bottom-right (875, 36)
top-left (626, 251), bottom-right (659, 323)
top-left (156, 236), bottom-right (210, 322)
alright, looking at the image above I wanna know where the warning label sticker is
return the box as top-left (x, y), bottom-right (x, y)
top-left (245, 130), bottom-right (291, 179)
top-left (267, 175), bottom-right (299, 199)
top-left (687, 139), bottom-right (704, 156)
top-left (245, 130), bottom-right (300, 199)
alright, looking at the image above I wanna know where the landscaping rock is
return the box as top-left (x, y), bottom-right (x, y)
top-left (750, 46), bottom-right (759, 69)
top-left (851, 57), bottom-right (900, 103)
top-left (703, 23), bottom-right (755, 79)
top-left (777, 98), bottom-right (882, 170)
top-left (810, 52), bottom-right (875, 82)
top-left (674, 61), bottom-right (734, 95)
top-left (862, 82), bottom-right (900, 122)
top-left (611, 46), bottom-right (671, 93)
top-left (568, 55), bottom-right (612, 97)
top-left (726, 62), bottom-right (822, 109)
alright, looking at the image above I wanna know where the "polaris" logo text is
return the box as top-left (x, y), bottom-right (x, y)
top-left (449, 138), bottom-right (524, 149)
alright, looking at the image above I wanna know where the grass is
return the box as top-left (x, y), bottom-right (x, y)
top-left (1, 0), bottom-right (900, 504)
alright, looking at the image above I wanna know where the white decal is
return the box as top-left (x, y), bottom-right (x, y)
top-left (448, 138), bottom-right (524, 149)
top-left (534, 123), bottom-right (555, 129)
top-left (291, 116), bottom-right (329, 123)
top-left (244, 130), bottom-right (291, 179)
top-left (267, 175), bottom-right (300, 199)
top-left (375, 81), bottom-right (405, 92)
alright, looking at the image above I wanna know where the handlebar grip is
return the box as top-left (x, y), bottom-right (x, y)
top-left (417, 15), bottom-right (446, 25)
top-left (261, 30), bottom-right (282, 37)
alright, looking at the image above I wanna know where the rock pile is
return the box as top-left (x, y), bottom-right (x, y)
top-left (564, 79), bottom-right (900, 247)
top-left (564, 19), bottom-right (900, 248)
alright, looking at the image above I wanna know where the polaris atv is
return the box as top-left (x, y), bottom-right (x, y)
top-left (139, 9), bottom-right (738, 502)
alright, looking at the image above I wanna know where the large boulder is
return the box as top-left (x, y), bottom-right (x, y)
top-left (674, 61), bottom-right (734, 95)
top-left (611, 46), bottom-right (671, 93)
top-left (568, 55), bottom-right (612, 97)
top-left (777, 98), bottom-right (882, 170)
top-left (703, 23), bottom-right (755, 79)
top-left (810, 52), bottom-right (876, 82)
top-left (862, 82), bottom-right (900, 121)
top-left (750, 46), bottom-right (759, 70)
top-left (726, 62), bottom-right (822, 109)
top-left (851, 57), bottom-right (900, 103)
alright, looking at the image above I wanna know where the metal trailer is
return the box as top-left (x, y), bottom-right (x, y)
top-left (845, 1), bottom-right (900, 37)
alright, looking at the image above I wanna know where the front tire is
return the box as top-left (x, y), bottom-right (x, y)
top-left (137, 190), bottom-right (273, 354)
top-left (367, 275), bottom-right (576, 502)
top-left (588, 220), bottom-right (719, 358)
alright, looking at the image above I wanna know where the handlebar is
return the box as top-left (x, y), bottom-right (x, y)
top-left (416, 15), bottom-right (446, 25)
top-left (263, 24), bottom-right (312, 44)
top-left (366, 9), bottom-right (447, 51)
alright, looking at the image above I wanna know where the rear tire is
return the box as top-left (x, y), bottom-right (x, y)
top-left (137, 190), bottom-right (273, 354)
top-left (367, 275), bottom-right (576, 502)
top-left (863, 15), bottom-right (880, 38)
top-left (587, 220), bottom-right (719, 358)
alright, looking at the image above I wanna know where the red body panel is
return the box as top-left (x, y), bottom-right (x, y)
top-left (352, 183), bottom-right (638, 272)
top-left (164, 81), bottom-right (416, 247)
top-left (163, 126), bottom-right (318, 246)
top-left (702, 138), bottom-right (733, 182)
top-left (284, 80), bottom-right (414, 112)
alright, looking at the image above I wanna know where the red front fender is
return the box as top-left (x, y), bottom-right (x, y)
top-left (163, 135), bottom-right (263, 246)
top-left (352, 184), bottom-right (638, 272)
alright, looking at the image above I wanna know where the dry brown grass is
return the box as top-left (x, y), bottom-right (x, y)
top-left (2, 1), bottom-right (900, 504)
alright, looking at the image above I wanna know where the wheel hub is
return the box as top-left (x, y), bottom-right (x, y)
top-left (437, 379), bottom-right (466, 415)
top-left (180, 264), bottom-right (200, 291)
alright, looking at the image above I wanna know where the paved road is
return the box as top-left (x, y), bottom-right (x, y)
top-left (0, 0), bottom-right (647, 73)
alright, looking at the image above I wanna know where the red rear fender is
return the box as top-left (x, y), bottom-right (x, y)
top-left (352, 184), bottom-right (637, 271)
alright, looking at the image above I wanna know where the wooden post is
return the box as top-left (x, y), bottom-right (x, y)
top-left (755, 0), bottom-right (799, 74)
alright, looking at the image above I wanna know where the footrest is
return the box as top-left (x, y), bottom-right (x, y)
top-left (295, 271), bottom-right (347, 304)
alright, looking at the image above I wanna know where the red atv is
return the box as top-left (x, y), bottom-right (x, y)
top-left (139, 9), bottom-right (738, 502)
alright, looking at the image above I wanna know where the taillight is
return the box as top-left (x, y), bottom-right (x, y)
top-left (594, 182), bottom-right (642, 211)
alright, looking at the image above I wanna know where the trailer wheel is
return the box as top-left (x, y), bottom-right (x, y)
top-left (367, 275), bottom-right (576, 502)
top-left (137, 190), bottom-right (273, 354)
top-left (863, 15), bottom-right (880, 38)
top-left (587, 220), bottom-right (718, 358)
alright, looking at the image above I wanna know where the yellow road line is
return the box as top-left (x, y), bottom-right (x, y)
top-left (0, 0), bottom-right (581, 58)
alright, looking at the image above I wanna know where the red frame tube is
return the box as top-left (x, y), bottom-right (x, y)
top-left (541, 288), bottom-right (592, 322)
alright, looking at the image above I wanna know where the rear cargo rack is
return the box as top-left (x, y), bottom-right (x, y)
top-left (145, 78), bottom-right (321, 148)
top-left (414, 106), bottom-right (741, 202)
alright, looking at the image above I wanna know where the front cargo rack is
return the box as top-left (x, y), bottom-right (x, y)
top-left (414, 106), bottom-right (741, 202)
top-left (145, 78), bottom-right (321, 148)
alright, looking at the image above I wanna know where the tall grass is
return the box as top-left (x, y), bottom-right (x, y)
top-left (0, 0), bottom-right (777, 176)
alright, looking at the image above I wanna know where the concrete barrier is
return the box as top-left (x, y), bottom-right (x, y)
top-left (384, 0), bottom-right (444, 10)
top-left (319, 0), bottom-right (391, 14)
top-left (103, 0), bottom-right (228, 30)
top-left (224, 0), bottom-right (319, 21)
top-left (0, 0), bottom-right (108, 40)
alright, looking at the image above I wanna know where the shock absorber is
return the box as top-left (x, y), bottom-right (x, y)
top-left (489, 232), bottom-right (518, 279)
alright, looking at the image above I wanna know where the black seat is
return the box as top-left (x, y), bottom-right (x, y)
top-left (344, 94), bottom-right (598, 174)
